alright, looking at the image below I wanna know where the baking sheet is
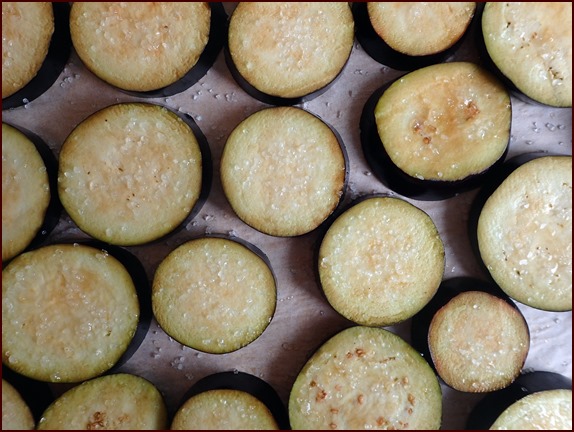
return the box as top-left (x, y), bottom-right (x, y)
top-left (2, 4), bottom-right (571, 429)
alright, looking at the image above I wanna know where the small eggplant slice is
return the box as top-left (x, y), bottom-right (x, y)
top-left (289, 326), bottom-right (442, 430)
top-left (2, 123), bottom-right (60, 263)
top-left (2, 379), bottom-right (35, 430)
top-left (481, 2), bottom-right (572, 107)
top-left (318, 195), bottom-right (444, 327)
top-left (173, 371), bottom-right (288, 430)
top-left (411, 277), bottom-right (530, 393)
top-left (2, 243), bottom-right (148, 383)
top-left (471, 154), bottom-right (572, 312)
top-left (2, 2), bottom-right (71, 109)
top-left (58, 102), bottom-right (210, 246)
top-left (226, 3), bottom-right (354, 105)
top-left (152, 236), bottom-right (276, 354)
top-left (467, 371), bottom-right (572, 429)
top-left (353, 2), bottom-right (476, 70)
top-left (361, 62), bottom-right (510, 200)
top-left (221, 106), bottom-right (347, 237)
top-left (37, 373), bottom-right (168, 430)
top-left (70, 3), bottom-right (225, 97)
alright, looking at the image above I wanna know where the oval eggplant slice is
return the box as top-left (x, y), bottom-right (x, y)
top-left (472, 154), bottom-right (572, 312)
top-left (37, 373), bottom-right (168, 430)
top-left (481, 2), bottom-right (572, 107)
top-left (58, 102), bottom-right (210, 246)
top-left (289, 326), bottom-right (442, 430)
top-left (361, 62), bottom-right (511, 200)
top-left (2, 123), bottom-right (60, 263)
top-left (318, 195), bottom-right (444, 327)
top-left (2, 379), bottom-right (35, 430)
top-left (2, 368), bottom-right (54, 426)
top-left (2, 2), bottom-right (71, 109)
top-left (411, 277), bottom-right (530, 393)
top-left (226, 2), bottom-right (354, 105)
top-left (70, 3), bottom-right (225, 97)
top-left (152, 236), bottom-right (276, 354)
top-left (353, 2), bottom-right (476, 70)
top-left (221, 106), bottom-right (347, 237)
top-left (173, 371), bottom-right (288, 430)
top-left (467, 371), bottom-right (572, 429)
top-left (2, 243), bottom-right (146, 383)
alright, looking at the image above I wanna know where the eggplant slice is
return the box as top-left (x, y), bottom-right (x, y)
top-left (2, 379), bottom-right (35, 430)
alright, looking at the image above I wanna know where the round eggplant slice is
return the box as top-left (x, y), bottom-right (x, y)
top-left (318, 195), bottom-right (444, 327)
top-left (473, 155), bottom-right (572, 312)
top-left (37, 373), bottom-right (168, 430)
top-left (411, 277), bottom-right (529, 393)
top-left (467, 371), bottom-right (572, 429)
top-left (353, 2), bottom-right (476, 70)
top-left (226, 2), bottom-right (354, 105)
top-left (2, 123), bottom-right (60, 263)
top-left (152, 236), bottom-right (276, 354)
top-left (289, 326), bottom-right (442, 430)
top-left (481, 3), bottom-right (572, 108)
top-left (221, 106), bottom-right (347, 237)
top-left (2, 243), bottom-right (144, 383)
top-left (70, 3), bottom-right (225, 97)
top-left (58, 102), bottom-right (209, 246)
top-left (173, 371), bottom-right (288, 430)
top-left (2, 2), bottom-right (71, 109)
top-left (2, 368), bottom-right (54, 426)
top-left (361, 62), bottom-right (510, 200)
top-left (2, 379), bottom-right (35, 430)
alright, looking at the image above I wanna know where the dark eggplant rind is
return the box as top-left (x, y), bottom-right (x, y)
top-left (2, 123), bottom-right (61, 265)
top-left (152, 235), bottom-right (276, 355)
top-left (2, 367), bottom-right (54, 425)
top-left (225, 3), bottom-right (354, 106)
top-left (360, 62), bottom-right (511, 201)
top-left (58, 102), bottom-right (211, 247)
top-left (352, 3), bottom-right (477, 71)
top-left (175, 371), bottom-right (289, 430)
top-left (2, 2), bottom-right (71, 110)
top-left (469, 153), bottom-right (572, 312)
top-left (70, 3), bottom-right (225, 98)
top-left (221, 106), bottom-right (348, 237)
top-left (467, 371), bottom-right (572, 429)
top-left (411, 277), bottom-right (530, 393)
top-left (478, 3), bottom-right (572, 108)
top-left (2, 242), bottom-right (150, 383)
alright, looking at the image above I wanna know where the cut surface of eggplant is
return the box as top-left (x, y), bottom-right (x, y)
top-left (289, 326), bottom-right (442, 430)
top-left (476, 155), bottom-right (572, 312)
top-left (354, 3), bottom-right (475, 70)
top-left (70, 3), bottom-right (212, 94)
top-left (37, 373), bottom-right (168, 430)
top-left (467, 371), bottom-right (573, 429)
top-left (2, 244), bottom-right (140, 383)
top-left (363, 62), bottom-right (510, 200)
top-left (152, 236), bottom-right (276, 354)
top-left (2, 123), bottom-right (54, 262)
top-left (221, 106), bottom-right (347, 237)
top-left (2, 379), bottom-right (35, 430)
top-left (227, 2), bottom-right (354, 103)
top-left (58, 103), bottom-right (206, 246)
top-left (2, 2), bottom-right (71, 109)
top-left (318, 196), bottom-right (444, 327)
top-left (482, 2), bottom-right (572, 107)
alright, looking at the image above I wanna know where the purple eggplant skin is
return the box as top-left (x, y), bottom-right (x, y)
top-left (120, 3), bottom-right (227, 99)
top-left (466, 371), bottom-right (572, 430)
top-left (2, 366), bottom-right (55, 424)
top-left (2, 124), bottom-right (61, 268)
top-left (2, 2), bottom-right (71, 110)
top-left (179, 371), bottom-right (290, 430)
top-left (410, 276), bottom-right (527, 376)
top-left (467, 152), bottom-right (564, 281)
top-left (360, 81), bottom-right (510, 201)
top-left (352, 3), bottom-right (479, 72)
